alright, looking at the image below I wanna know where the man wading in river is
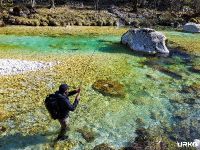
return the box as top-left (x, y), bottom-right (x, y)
top-left (45, 83), bottom-right (81, 141)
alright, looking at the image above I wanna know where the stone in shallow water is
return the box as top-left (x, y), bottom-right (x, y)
top-left (77, 127), bottom-right (96, 142)
top-left (181, 83), bottom-right (200, 94)
top-left (170, 97), bottom-right (197, 105)
top-left (143, 59), bottom-right (182, 80)
top-left (92, 80), bottom-right (125, 97)
top-left (136, 118), bottom-right (145, 127)
top-left (93, 143), bottom-right (115, 150)
top-left (121, 28), bottom-right (169, 54)
top-left (173, 110), bottom-right (190, 121)
top-left (127, 128), bottom-right (177, 150)
top-left (190, 65), bottom-right (200, 73)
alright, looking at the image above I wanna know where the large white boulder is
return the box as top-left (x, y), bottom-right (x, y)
top-left (121, 28), bottom-right (169, 54)
top-left (183, 22), bottom-right (200, 33)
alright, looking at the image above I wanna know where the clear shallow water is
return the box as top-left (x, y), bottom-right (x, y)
top-left (0, 31), bottom-right (200, 149)
top-left (0, 34), bottom-right (122, 54)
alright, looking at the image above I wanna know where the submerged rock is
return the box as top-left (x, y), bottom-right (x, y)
top-left (121, 28), bottom-right (169, 54)
top-left (190, 65), bottom-right (200, 73)
top-left (181, 83), bottom-right (200, 94)
top-left (77, 128), bottom-right (96, 142)
top-left (92, 80), bottom-right (125, 97)
top-left (171, 118), bottom-right (200, 142)
top-left (144, 60), bottom-right (182, 80)
top-left (128, 128), bottom-right (177, 150)
top-left (136, 118), bottom-right (146, 127)
top-left (183, 22), bottom-right (200, 33)
top-left (93, 143), bottom-right (115, 150)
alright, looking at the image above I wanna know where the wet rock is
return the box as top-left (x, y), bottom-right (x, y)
top-left (183, 22), bottom-right (200, 33)
top-left (0, 126), bottom-right (6, 132)
top-left (92, 80), bottom-right (125, 97)
top-left (132, 97), bottom-right (147, 105)
top-left (129, 128), bottom-right (177, 150)
top-left (150, 111), bottom-right (160, 120)
top-left (152, 65), bottom-right (182, 80)
top-left (183, 98), bottom-right (197, 105)
top-left (169, 98), bottom-right (183, 104)
top-left (144, 60), bottom-right (182, 80)
top-left (190, 65), bottom-right (200, 73)
top-left (173, 108), bottom-right (191, 121)
top-left (93, 143), bottom-right (115, 150)
top-left (181, 83), bottom-right (200, 94)
top-left (136, 118), bottom-right (145, 127)
top-left (77, 128), bottom-right (96, 142)
top-left (170, 97), bottom-right (197, 105)
top-left (121, 28), bottom-right (169, 54)
top-left (146, 74), bottom-right (157, 80)
top-left (0, 20), bottom-right (5, 27)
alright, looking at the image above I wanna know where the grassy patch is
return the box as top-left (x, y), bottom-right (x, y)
top-left (164, 31), bottom-right (200, 55)
top-left (0, 26), bottom-right (128, 36)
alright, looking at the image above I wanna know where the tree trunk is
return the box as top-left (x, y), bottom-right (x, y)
top-left (50, 0), bottom-right (55, 8)
top-left (132, 0), bottom-right (138, 12)
top-left (0, 0), bottom-right (2, 7)
top-left (31, 0), bottom-right (36, 8)
top-left (94, 0), bottom-right (99, 11)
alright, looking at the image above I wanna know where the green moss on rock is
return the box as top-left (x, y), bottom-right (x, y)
top-left (77, 127), bottom-right (96, 142)
top-left (93, 143), bottom-right (115, 150)
top-left (129, 128), bottom-right (178, 150)
top-left (92, 80), bottom-right (125, 97)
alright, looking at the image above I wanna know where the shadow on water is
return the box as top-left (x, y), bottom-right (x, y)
top-left (0, 133), bottom-right (49, 150)
top-left (98, 41), bottom-right (158, 58)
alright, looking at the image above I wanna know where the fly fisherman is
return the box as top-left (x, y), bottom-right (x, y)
top-left (45, 83), bottom-right (81, 141)
top-left (56, 84), bottom-right (81, 140)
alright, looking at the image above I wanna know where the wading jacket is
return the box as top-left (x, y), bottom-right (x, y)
top-left (55, 90), bottom-right (79, 119)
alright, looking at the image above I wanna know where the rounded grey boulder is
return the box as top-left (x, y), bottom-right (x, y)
top-left (183, 22), bottom-right (200, 33)
top-left (121, 28), bottom-right (169, 54)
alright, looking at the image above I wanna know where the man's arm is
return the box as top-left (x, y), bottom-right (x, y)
top-left (68, 90), bottom-right (77, 96)
top-left (68, 88), bottom-right (81, 96)
top-left (64, 97), bottom-right (79, 111)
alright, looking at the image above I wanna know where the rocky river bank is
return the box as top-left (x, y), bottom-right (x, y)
top-left (0, 4), bottom-right (200, 28)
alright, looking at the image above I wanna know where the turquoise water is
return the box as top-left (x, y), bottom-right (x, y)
top-left (0, 31), bottom-right (200, 149)
top-left (0, 34), bottom-right (123, 54)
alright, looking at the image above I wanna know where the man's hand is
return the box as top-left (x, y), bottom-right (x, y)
top-left (76, 87), bottom-right (81, 93)
top-left (75, 92), bottom-right (80, 101)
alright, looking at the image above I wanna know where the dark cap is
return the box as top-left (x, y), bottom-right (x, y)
top-left (59, 84), bottom-right (69, 93)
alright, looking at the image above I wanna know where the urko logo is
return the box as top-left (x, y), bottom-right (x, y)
top-left (177, 142), bottom-right (198, 148)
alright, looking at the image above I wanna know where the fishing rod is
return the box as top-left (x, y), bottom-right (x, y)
top-left (79, 48), bottom-right (96, 88)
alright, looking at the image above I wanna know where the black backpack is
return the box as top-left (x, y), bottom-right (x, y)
top-left (45, 94), bottom-right (60, 120)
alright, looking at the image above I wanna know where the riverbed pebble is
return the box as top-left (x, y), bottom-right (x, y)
top-left (0, 59), bottom-right (55, 76)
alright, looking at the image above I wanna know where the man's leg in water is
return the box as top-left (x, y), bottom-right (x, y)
top-left (57, 117), bottom-right (69, 140)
